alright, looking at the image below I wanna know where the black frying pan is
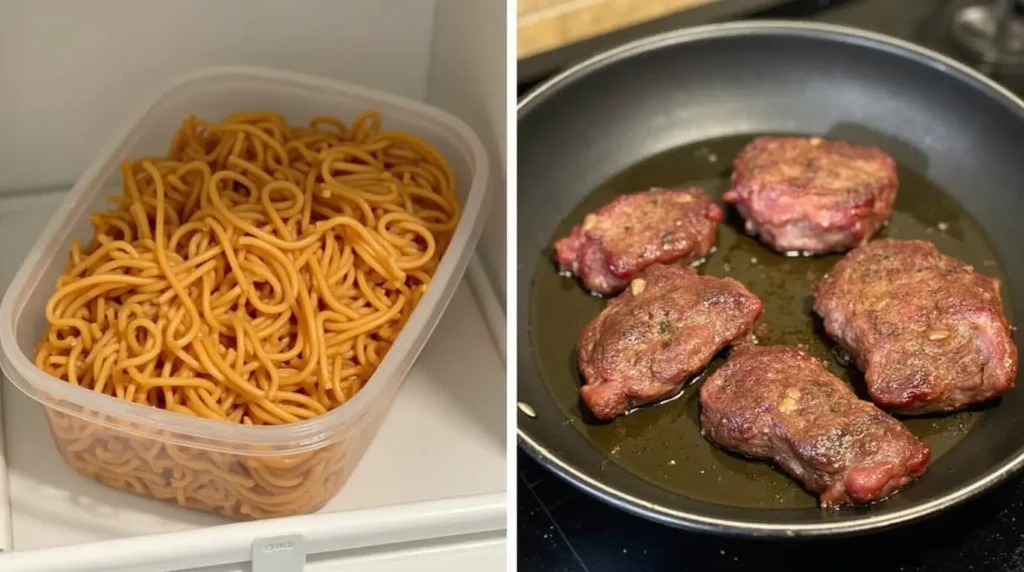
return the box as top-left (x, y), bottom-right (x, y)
top-left (517, 21), bottom-right (1024, 536)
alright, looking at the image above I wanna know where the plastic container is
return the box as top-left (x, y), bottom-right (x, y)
top-left (0, 66), bottom-right (491, 520)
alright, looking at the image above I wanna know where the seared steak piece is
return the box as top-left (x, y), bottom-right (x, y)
top-left (577, 263), bottom-right (762, 421)
top-left (554, 187), bottom-right (723, 295)
top-left (814, 239), bottom-right (1017, 414)
top-left (723, 136), bottom-right (898, 254)
top-left (700, 345), bottom-right (931, 506)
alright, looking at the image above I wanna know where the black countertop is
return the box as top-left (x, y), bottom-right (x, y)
top-left (518, 1), bottom-right (1024, 571)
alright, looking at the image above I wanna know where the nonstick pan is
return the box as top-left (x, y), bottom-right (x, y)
top-left (517, 21), bottom-right (1024, 536)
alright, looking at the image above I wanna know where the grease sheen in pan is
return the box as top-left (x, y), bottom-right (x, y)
top-left (530, 134), bottom-right (1005, 509)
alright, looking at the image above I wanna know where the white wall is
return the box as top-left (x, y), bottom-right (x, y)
top-left (427, 0), bottom-right (508, 302)
top-left (0, 0), bottom-right (437, 192)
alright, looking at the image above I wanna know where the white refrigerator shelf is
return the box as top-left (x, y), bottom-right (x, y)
top-left (0, 189), bottom-right (507, 571)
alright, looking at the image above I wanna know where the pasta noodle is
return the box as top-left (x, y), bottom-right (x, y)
top-left (35, 110), bottom-right (459, 518)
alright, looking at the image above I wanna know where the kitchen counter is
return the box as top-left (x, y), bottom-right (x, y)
top-left (518, 0), bottom-right (721, 58)
top-left (518, 1), bottom-right (1024, 571)
top-left (517, 0), bottom-right (797, 83)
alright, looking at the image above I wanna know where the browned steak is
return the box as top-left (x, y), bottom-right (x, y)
top-left (577, 263), bottom-right (762, 421)
top-left (554, 187), bottom-right (723, 295)
top-left (814, 239), bottom-right (1017, 414)
top-left (700, 345), bottom-right (931, 506)
top-left (723, 136), bottom-right (898, 254)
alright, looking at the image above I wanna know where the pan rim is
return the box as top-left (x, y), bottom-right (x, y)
top-left (516, 19), bottom-right (1024, 536)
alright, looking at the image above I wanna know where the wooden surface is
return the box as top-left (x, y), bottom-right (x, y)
top-left (518, 0), bottom-right (722, 58)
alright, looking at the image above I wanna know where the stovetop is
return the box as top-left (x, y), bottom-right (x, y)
top-left (518, 1), bottom-right (1024, 571)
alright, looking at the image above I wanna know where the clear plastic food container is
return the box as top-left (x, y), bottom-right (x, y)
top-left (0, 67), bottom-right (491, 520)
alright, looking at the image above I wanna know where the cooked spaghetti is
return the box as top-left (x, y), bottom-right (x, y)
top-left (33, 110), bottom-right (460, 518)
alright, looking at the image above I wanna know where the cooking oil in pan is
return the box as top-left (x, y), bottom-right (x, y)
top-left (528, 135), bottom-right (1011, 509)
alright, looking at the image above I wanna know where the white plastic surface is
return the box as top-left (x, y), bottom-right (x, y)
top-left (0, 191), bottom-right (68, 554)
top-left (0, 0), bottom-right (438, 192)
top-left (0, 191), bottom-right (505, 570)
top-left (428, 0), bottom-right (508, 302)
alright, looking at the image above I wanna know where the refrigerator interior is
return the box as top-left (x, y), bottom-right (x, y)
top-left (0, 0), bottom-right (507, 570)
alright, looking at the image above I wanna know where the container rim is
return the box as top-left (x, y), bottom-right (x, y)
top-left (0, 65), bottom-right (491, 454)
